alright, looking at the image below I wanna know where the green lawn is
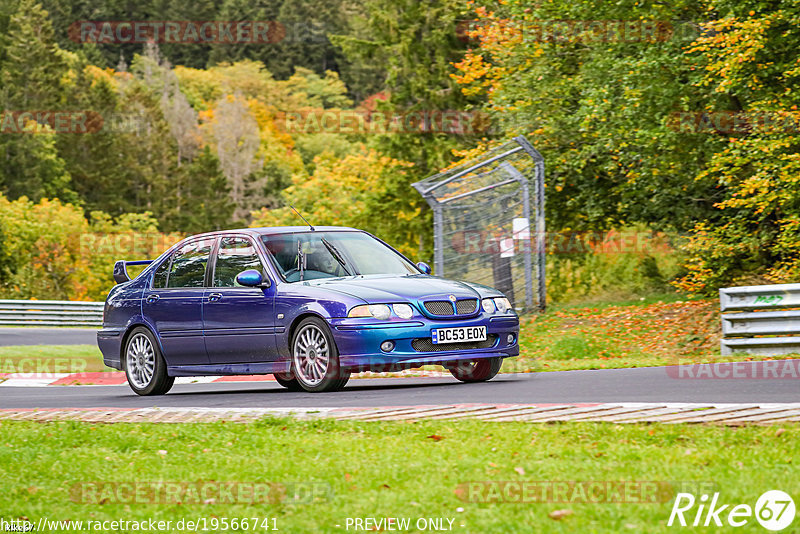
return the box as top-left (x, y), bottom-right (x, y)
top-left (0, 419), bottom-right (796, 533)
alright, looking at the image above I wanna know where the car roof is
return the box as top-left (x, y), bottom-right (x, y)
top-left (188, 226), bottom-right (362, 239)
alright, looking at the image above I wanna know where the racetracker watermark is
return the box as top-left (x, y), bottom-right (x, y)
top-left (456, 19), bottom-right (701, 44)
top-left (79, 233), bottom-right (181, 260)
top-left (667, 360), bottom-right (800, 379)
top-left (456, 481), bottom-right (715, 504)
top-left (1, 112), bottom-right (149, 134)
top-left (667, 111), bottom-right (800, 134)
top-left (69, 21), bottom-right (284, 44)
top-left (0, 111), bottom-right (102, 134)
top-left (451, 230), bottom-right (675, 256)
top-left (2, 517), bottom-right (279, 532)
top-left (70, 482), bottom-right (332, 505)
top-left (0, 358), bottom-right (96, 375)
top-left (275, 110), bottom-right (493, 135)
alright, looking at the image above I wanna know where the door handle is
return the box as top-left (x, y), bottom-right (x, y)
top-left (208, 293), bottom-right (223, 302)
top-left (145, 294), bottom-right (159, 303)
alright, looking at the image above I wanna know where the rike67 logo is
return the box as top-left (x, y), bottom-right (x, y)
top-left (668, 490), bottom-right (795, 531)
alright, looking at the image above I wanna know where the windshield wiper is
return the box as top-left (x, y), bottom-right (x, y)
top-left (321, 237), bottom-right (353, 276)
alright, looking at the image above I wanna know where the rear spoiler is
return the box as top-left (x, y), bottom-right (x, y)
top-left (113, 260), bottom-right (154, 284)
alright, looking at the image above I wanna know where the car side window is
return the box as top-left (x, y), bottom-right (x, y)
top-left (213, 237), bottom-right (264, 287)
top-left (152, 257), bottom-right (171, 288)
top-left (166, 238), bottom-right (213, 288)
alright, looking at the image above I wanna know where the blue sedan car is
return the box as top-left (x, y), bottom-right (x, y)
top-left (98, 227), bottom-right (519, 394)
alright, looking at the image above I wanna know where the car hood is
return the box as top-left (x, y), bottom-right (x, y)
top-left (303, 274), bottom-right (500, 304)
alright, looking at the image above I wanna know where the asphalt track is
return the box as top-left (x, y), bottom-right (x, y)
top-left (0, 327), bottom-right (96, 346)
top-left (2, 365), bottom-right (798, 410)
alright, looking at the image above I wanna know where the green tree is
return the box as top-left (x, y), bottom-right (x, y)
top-left (453, 0), bottom-right (719, 233)
top-left (208, 0), bottom-right (284, 71)
top-left (674, 1), bottom-right (800, 293)
top-left (272, 0), bottom-right (347, 79)
top-left (332, 0), bottom-right (481, 259)
top-left (163, 146), bottom-right (235, 233)
top-left (0, 0), bottom-right (75, 202)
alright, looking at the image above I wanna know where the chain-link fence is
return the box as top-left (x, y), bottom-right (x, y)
top-left (412, 136), bottom-right (545, 312)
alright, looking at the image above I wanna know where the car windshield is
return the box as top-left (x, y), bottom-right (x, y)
top-left (261, 231), bottom-right (419, 282)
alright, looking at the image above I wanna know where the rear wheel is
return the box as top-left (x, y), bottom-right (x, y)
top-left (447, 357), bottom-right (502, 383)
top-left (124, 327), bottom-right (174, 396)
top-left (273, 372), bottom-right (303, 392)
top-left (291, 317), bottom-right (350, 392)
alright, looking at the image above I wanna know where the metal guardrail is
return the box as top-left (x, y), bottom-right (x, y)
top-left (720, 284), bottom-right (800, 355)
top-left (0, 299), bottom-right (103, 327)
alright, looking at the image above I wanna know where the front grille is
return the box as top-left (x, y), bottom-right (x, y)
top-left (424, 301), bottom-right (454, 316)
top-left (424, 299), bottom-right (478, 316)
top-left (411, 335), bottom-right (498, 352)
top-left (455, 299), bottom-right (478, 314)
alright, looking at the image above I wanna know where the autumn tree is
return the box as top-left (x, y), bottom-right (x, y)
top-left (675, 1), bottom-right (800, 293)
top-left (251, 147), bottom-right (418, 256)
top-left (211, 93), bottom-right (263, 221)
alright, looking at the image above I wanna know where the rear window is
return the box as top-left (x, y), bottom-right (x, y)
top-left (152, 238), bottom-right (214, 289)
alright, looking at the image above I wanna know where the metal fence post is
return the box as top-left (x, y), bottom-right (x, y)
top-left (432, 204), bottom-right (445, 276)
top-left (412, 136), bottom-right (546, 313)
top-left (500, 162), bottom-right (534, 310)
top-left (514, 136), bottom-right (546, 312)
top-left (535, 158), bottom-right (546, 312)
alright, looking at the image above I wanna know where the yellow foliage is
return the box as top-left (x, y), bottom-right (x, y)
top-left (250, 147), bottom-right (417, 256)
top-left (0, 194), bottom-right (180, 301)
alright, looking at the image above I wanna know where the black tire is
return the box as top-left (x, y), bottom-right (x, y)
top-left (273, 372), bottom-right (304, 392)
top-left (290, 317), bottom-right (350, 392)
top-left (123, 327), bottom-right (174, 396)
top-left (332, 373), bottom-right (351, 391)
top-left (447, 357), bottom-right (503, 383)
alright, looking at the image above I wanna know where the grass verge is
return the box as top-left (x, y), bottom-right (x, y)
top-left (511, 295), bottom-right (796, 372)
top-left (0, 345), bottom-right (111, 374)
top-left (0, 419), bottom-right (796, 533)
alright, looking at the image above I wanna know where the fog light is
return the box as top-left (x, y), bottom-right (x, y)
top-left (380, 341), bottom-right (395, 352)
top-left (507, 334), bottom-right (516, 345)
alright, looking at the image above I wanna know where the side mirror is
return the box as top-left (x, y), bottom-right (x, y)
top-left (236, 269), bottom-right (269, 287)
top-left (416, 262), bottom-right (432, 275)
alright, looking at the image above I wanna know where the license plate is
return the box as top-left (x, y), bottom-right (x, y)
top-left (431, 326), bottom-right (487, 344)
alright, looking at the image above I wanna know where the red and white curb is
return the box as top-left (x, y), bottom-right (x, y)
top-left (1, 403), bottom-right (799, 424)
top-left (0, 370), bottom-right (450, 387)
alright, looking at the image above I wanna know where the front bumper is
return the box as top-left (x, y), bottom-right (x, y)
top-left (329, 315), bottom-right (519, 372)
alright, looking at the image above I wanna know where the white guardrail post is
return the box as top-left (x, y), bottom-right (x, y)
top-left (720, 284), bottom-right (800, 355)
top-left (0, 299), bottom-right (103, 327)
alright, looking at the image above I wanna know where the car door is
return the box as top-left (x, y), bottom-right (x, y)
top-left (142, 237), bottom-right (214, 366)
top-left (203, 235), bottom-right (278, 364)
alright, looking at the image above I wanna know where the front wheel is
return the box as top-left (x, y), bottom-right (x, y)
top-left (291, 317), bottom-right (350, 392)
top-left (447, 357), bottom-right (502, 383)
top-left (124, 327), bottom-right (174, 396)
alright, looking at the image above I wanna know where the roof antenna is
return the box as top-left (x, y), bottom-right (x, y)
top-left (287, 203), bottom-right (315, 231)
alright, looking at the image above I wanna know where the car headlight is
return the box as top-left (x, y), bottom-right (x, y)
top-left (348, 304), bottom-right (392, 320)
top-left (481, 298), bottom-right (496, 313)
top-left (493, 297), bottom-right (512, 313)
top-left (392, 303), bottom-right (414, 319)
